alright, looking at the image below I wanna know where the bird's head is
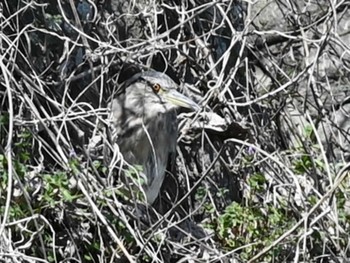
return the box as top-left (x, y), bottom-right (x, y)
top-left (123, 71), bottom-right (200, 114)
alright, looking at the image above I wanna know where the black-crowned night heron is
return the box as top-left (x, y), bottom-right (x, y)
top-left (109, 71), bottom-right (199, 204)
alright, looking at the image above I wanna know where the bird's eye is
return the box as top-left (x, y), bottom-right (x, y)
top-left (152, 83), bottom-right (161, 93)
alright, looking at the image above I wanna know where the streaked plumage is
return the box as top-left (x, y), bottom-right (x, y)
top-left (109, 71), bottom-right (199, 204)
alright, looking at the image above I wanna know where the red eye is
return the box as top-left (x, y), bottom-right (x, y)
top-left (153, 83), bottom-right (161, 93)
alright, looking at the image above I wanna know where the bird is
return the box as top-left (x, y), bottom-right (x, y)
top-left (108, 70), bottom-right (199, 204)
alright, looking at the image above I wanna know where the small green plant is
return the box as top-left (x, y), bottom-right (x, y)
top-left (124, 164), bottom-right (145, 185)
top-left (293, 154), bottom-right (313, 174)
top-left (116, 165), bottom-right (147, 202)
top-left (42, 172), bottom-right (80, 207)
top-left (248, 173), bottom-right (266, 193)
top-left (213, 200), bottom-right (295, 261)
top-left (203, 172), bottom-right (296, 261)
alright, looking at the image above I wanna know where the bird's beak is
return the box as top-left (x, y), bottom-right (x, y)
top-left (164, 90), bottom-right (200, 111)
